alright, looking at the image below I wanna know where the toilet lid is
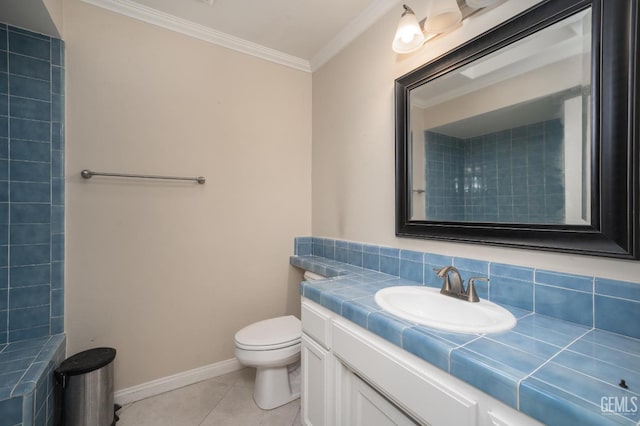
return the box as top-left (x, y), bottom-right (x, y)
top-left (235, 315), bottom-right (301, 350)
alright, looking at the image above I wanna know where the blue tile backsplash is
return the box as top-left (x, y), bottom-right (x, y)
top-left (0, 23), bottom-right (66, 426)
top-left (295, 236), bottom-right (639, 336)
top-left (293, 236), bottom-right (640, 425)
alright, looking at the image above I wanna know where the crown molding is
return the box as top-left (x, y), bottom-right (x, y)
top-left (310, 0), bottom-right (400, 72)
top-left (80, 0), bottom-right (312, 72)
top-left (81, 0), bottom-right (401, 74)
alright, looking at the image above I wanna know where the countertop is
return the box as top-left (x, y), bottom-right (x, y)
top-left (291, 254), bottom-right (640, 426)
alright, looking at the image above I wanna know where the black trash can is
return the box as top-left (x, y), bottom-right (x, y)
top-left (55, 347), bottom-right (118, 426)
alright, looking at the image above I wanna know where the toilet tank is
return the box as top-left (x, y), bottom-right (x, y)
top-left (303, 271), bottom-right (326, 281)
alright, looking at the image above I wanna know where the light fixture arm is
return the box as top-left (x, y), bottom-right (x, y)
top-left (401, 4), bottom-right (415, 17)
top-left (392, 0), bottom-right (500, 54)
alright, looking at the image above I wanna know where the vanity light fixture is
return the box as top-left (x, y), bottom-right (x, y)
top-left (392, 5), bottom-right (426, 54)
top-left (392, 0), bottom-right (500, 54)
top-left (424, 0), bottom-right (462, 34)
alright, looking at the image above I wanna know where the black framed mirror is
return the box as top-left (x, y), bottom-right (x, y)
top-left (395, 0), bottom-right (638, 259)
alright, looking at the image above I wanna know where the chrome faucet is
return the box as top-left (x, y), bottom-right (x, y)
top-left (434, 266), bottom-right (487, 303)
top-left (436, 266), bottom-right (463, 295)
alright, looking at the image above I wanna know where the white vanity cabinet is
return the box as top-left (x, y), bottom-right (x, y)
top-left (301, 298), bottom-right (543, 426)
top-left (302, 299), bottom-right (410, 426)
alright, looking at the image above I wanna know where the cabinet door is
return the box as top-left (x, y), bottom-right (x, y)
top-left (301, 334), bottom-right (332, 426)
top-left (348, 372), bottom-right (419, 426)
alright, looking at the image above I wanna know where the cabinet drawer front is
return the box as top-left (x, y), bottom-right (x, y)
top-left (333, 319), bottom-right (477, 426)
top-left (302, 298), bottom-right (332, 349)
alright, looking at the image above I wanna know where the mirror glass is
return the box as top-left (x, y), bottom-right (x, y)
top-left (408, 8), bottom-right (591, 225)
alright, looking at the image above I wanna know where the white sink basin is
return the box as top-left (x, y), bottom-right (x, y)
top-left (374, 286), bottom-right (516, 334)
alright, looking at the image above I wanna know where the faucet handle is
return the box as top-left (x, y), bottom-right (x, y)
top-left (466, 277), bottom-right (488, 303)
top-left (465, 281), bottom-right (479, 302)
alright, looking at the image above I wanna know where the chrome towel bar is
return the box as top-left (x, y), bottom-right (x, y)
top-left (81, 169), bottom-right (205, 184)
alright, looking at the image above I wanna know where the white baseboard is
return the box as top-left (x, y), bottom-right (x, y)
top-left (114, 357), bottom-right (243, 405)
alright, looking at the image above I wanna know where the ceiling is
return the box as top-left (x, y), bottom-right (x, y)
top-left (132, 0), bottom-right (371, 59)
top-left (79, 0), bottom-right (401, 71)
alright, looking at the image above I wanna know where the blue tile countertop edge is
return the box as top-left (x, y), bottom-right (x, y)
top-left (0, 334), bottom-right (65, 399)
top-left (0, 334), bottom-right (66, 425)
top-left (291, 251), bottom-right (640, 426)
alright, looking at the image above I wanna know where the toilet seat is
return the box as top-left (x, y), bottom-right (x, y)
top-left (234, 315), bottom-right (301, 351)
top-left (235, 339), bottom-right (300, 351)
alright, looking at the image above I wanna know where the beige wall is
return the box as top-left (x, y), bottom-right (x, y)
top-left (421, 56), bottom-right (585, 130)
top-left (43, 0), bottom-right (64, 34)
top-left (311, 0), bottom-right (640, 281)
top-left (0, 0), bottom-right (61, 37)
top-left (63, 0), bottom-right (311, 390)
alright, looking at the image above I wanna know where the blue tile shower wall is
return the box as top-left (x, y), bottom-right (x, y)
top-left (0, 24), bottom-right (65, 344)
top-left (295, 237), bottom-right (640, 340)
top-left (424, 131), bottom-right (465, 220)
top-left (424, 119), bottom-right (564, 223)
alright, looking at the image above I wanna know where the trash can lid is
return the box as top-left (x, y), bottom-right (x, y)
top-left (56, 347), bottom-right (116, 377)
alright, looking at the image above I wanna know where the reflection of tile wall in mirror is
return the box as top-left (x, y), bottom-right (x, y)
top-left (410, 7), bottom-right (591, 227)
top-left (423, 119), bottom-right (564, 224)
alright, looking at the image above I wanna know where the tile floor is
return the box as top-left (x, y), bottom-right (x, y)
top-left (117, 368), bottom-right (301, 426)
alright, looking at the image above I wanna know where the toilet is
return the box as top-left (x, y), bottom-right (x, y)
top-left (234, 270), bottom-right (325, 410)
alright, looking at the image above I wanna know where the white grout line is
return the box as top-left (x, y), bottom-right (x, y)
top-left (516, 328), bottom-right (593, 410)
top-left (574, 339), bottom-right (640, 360)
top-left (531, 268), bottom-right (538, 312)
top-left (592, 276), bottom-right (596, 328)
top-left (6, 78), bottom-right (10, 343)
top-left (594, 293), bottom-right (640, 303)
top-left (449, 334), bottom-right (485, 371)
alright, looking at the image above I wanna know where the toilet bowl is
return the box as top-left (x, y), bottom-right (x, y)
top-left (234, 270), bottom-right (324, 410)
top-left (235, 315), bottom-right (301, 409)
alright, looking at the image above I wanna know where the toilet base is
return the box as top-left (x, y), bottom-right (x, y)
top-left (253, 361), bottom-right (301, 410)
